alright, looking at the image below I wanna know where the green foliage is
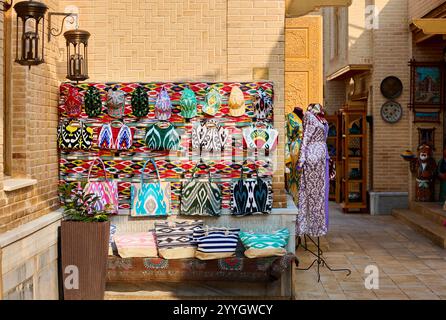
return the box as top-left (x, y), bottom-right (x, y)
top-left (59, 183), bottom-right (111, 222)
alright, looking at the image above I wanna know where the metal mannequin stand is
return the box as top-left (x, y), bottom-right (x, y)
top-left (296, 235), bottom-right (351, 282)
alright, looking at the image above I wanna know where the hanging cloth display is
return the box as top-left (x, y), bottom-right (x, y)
top-left (144, 121), bottom-right (180, 151)
top-left (231, 161), bottom-right (273, 216)
top-left (131, 86), bottom-right (149, 118)
top-left (131, 159), bottom-right (171, 217)
top-left (242, 121), bottom-right (279, 151)
top-left (202, 86), bottom-right (222, 116)
top-left (107, 88), bottom-right (126, 118)
top-left (180, 87), bottom-right (198, 119)
top-left (65, 86), bottom-right (83, 118)
top-left (84, 157), bottom-right (119, 214)
top-left (98, 121), bottom-right (134, 151)
top-left (58, 119), bottom-right (93, 151)
top-left (180, 161), bottom-right (222, 217)
top-left (228, 86), bottom-right (246, 117)
top-left (254, 88), bottom-right (273, 120)
top-left (297, 111), bottom-right (330, 237)
top-left (192, 119), bottom-right (229, 152)
top-left (155, 87), bottom-right (172, 121)
top-left (84, 86), bottom-right (103, 118)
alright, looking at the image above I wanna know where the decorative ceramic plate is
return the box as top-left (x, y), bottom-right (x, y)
top-left (380, 76), bottom-right (403, 99)
top-left (381, 101), bottom-right (403, 124)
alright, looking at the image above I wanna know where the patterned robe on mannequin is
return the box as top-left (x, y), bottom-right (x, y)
top-left (297, 111), bottom-right (329, 237)
top-left (285, 112), bottom-right (303, 205)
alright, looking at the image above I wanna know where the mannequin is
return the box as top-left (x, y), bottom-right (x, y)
top-left (296, 103), bottom-right (330, 237)
top-left (285, 106), bottom-right (305, 204)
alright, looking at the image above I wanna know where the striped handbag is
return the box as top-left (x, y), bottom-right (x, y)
top-left (231, 161), bottom-right (273, 216)
top-left (131, 159), bottom-right (171, 217)
top-left (193, 226), bottom-right (240, 260)
top-left (84, 158), bottom-right (119, 214)
top-left (180, 162), bottom-right (222, 217)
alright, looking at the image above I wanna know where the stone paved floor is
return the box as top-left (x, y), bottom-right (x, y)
top-left (294, 203), bottom-right (446, 300)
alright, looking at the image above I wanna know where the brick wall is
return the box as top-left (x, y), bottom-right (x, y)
top-left (370, 0), bottom-right (411, 192)
top-left (408, 0), bottom-right (446, 19)
top-left (0, 1), bottom-right (61, 234)
top-left (57, 0), bottom-right (287, 206)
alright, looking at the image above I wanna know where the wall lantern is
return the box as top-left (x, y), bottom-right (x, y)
top-left (13, 0), bottom-right (91, 82)
top-left (13, 0), bottom-right (49, 67)
top-left (64, 29), bottom-right (90, 82)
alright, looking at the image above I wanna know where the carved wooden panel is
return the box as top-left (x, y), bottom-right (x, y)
top-left (285, 16), bottom-right (323, 114)
top-left (285, 72), bottom-right (309, 111)
top-left (285, 29), bottom-right (309, 59)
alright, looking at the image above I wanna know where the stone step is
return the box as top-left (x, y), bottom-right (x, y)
top-left (392, 209), bottom-right (446, 249)
top-left (409, 202), bottom-right (446, 226)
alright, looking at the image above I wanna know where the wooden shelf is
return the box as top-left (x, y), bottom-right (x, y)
top-left (340, 104), bottom-right (368, 213)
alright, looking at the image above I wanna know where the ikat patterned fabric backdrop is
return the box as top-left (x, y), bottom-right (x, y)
top-left (58, 82), bottom-right (275, 215)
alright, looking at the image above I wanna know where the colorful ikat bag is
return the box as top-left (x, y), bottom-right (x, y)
top-left (192, 119), bottom-right (229, 153)
top-left (242, 121), bottom-right (279, 151)
top-left (84, 157), bottom-right (119, 214)
top-left (131, 159), bottom-right (171, 217)
top-left (231, 161), bottom-right (273, 216)
top-left (145, 121), bottom-right (180, 151)
top-left (180, 162), bottom-right (222, 217)
top-left (57, 120), bottom-right (93, 151)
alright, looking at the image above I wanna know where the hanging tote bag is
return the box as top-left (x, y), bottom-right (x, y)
top-left (254, 88), bottom-right (273, 120)
top-left (202, 87), bottom-right (222, 116)
top-left (131, 86), bottom-right (149, 118)
top-left (107, 88), bottom-right (126, 118)
top-left (180, 163), bottom-right (222, 217)
top-left (58, 120), bottom-right (93, 151)
top-left (155, 87), bottom-right (172, 121)
top-left (65, 86), bottom-right (83, 118)
top-left (131, 159), bottom-right (171, 217)
top-left (242, 121), bottom-right (279, 151)
top-left (180, 87), bottom-right (198, 119)
top-left (84, 86), bottom-right (103, 118)
top-left (231, 161), bottom-right (273, 216)
top-left (84, 157), bottom-right (119, 214)
top-left (145, 121), bottom-right (180, 151)
top-left (192, 119), bottom-right (229, 152)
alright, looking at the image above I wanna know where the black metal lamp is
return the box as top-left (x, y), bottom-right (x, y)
top-left (64, 29), bottom-right (90, 82)
top-left (14, 0), bottom-right (48, 67)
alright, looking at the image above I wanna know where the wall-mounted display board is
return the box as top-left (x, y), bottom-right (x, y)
top-left (58, 82), bottom-right (276, 215)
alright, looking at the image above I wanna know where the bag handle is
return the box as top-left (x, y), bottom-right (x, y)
top-left (240, 159), bottom-right (260, 180)
top-left (87, 157), bottom-right (108, 182)
top-left (141, 159), bottom-right (161, 184)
